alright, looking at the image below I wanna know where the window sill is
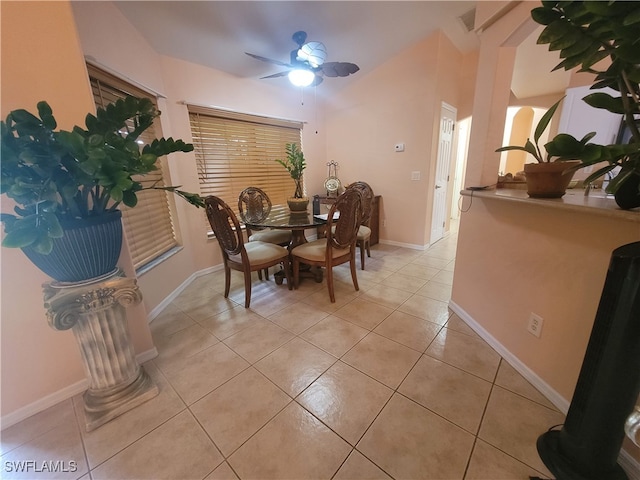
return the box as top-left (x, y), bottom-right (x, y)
top-left (461, 188), bottom-right (640, 223)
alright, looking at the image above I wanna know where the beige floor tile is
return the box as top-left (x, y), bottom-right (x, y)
top-left (333, 297), bottom-right (394, 330)
top-left (444, 259), bottom-right (456, 272)
top-left (494, 360), bottom-right (558, 410)
top-left (223, 319), bottom-right (294, 363)
top-left (0, 399), bottom-right (76, 456)
top-left (228, 402), bottom-right (351, 479)
top-left (426, 327), bottom-right (501, 381)
top-left (227, 275), bottom-right (280, 306)
top-left (415, 279), bottom-right (453, 302)
top-left (160, 342), bottom-right (249, 405)
top-left (341, 333), bottom-right (421, 389)
top-left (0, 417), bottom-right (88, 480)
top-left (445, 313), bottom-right (480, 338)
top-left (397, 295), bottom-right (451, 325)
top-left (478, 386), bottom-right (564, 475)
top-left (196, 305), bottom-right (265, 340)
top-left (432, 269), bottom-right (455, 285)
top-left (398, 355), bottom-right (492, 433)
top-left (267, 301), bottom-right (330, 334)
top-left (412, 255), bottom-right (451, 269)
top-left (300, 315), bottom-right (369, 357)
top-left (91, 410), bottom-right (222, 480)
top-left (358, 284), bottom-right (413, 309)
top-left (397, 263), bottom-right (440, 280)
top-left (297, 361), bottom-right (393, 445)
top-left (373, 310), bottom-right (442, 352)
top-left (248, 288), bottom-right (303, 316)
top-left (149, 303), bottom-right (196, 338)
top-left (78, 362), bottom-right (186, 468)
top-left (152, 323), bottom-right (219, 369)
top-left (301, 280), bottom-right (361, 312)
top-left (379, 272), bottom-right (428, 294)
top-left (191, 367), bottom-right (291, 457)
top-left (465, 439), bottom-right (547, 479)
top-left (255, 337), bottom-right (336, 396)
top-left (173, 291), bottom-right (237, 322)
top-left (204, 462), bottom-right (239, 480)
top-left (357, 394), bottom-right (475, 479)
top-left (333, 450), bottom-right (392, 480)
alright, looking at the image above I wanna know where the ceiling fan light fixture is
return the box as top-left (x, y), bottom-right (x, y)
top-left (288, 68), bottom-right (315, 87)
top-left (297, 41), bottom-right (327, 67)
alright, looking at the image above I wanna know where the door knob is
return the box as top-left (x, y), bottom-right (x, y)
top-left (435, 185), bottom-right (442, 189)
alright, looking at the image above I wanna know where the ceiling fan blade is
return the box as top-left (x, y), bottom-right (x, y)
top-left (260, 71), bottom-right (290, 79)
top-left (320, 62), bottom-right (360, 78)
top-left (245, 52), bottom-right (291, 68)
top-left (311, 75), bottom-right (324, 87)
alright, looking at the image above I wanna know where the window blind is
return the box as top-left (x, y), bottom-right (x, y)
top-left (87, 64), bottom-right (178, 270)
top-left (188, 105), bottom-right (303, 224)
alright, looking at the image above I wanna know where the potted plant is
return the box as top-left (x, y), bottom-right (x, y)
top-left (276, 142), bottom-right (308, 211)
top-left (0, 96), bottom-right (204, 282)
top-left (531, 1), bottom-right (640, 209)
top-left (496, 97), bottom-right (591, 198)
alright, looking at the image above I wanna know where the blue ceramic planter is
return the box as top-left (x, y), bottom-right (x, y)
top-left (22, 211), bottom-right (123, 283)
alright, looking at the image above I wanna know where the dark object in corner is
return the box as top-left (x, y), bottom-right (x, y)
top-left (537, 242), bottom-right (640, 480)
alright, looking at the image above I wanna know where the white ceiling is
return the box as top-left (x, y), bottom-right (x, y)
top-left (114, 1), bottom-right (479, 92)
top-left (112, 1), bottom-right (568, 98)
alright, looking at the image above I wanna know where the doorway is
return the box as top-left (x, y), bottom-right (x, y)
top-left (430, 102), bottom-right (457, 244)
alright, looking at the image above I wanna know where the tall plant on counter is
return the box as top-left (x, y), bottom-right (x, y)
top-left (531, 1), bottom-right (640, 208)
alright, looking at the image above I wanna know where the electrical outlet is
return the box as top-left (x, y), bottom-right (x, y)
top-left (411, 171), bottom-right (421, 181)
top-left (527, 313), bottom-right (543, 338)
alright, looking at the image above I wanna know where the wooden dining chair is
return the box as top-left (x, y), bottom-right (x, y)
top-left (291, 188), bottom-right (362, 303)
top-left (346, 181), bottom-right (375, 270)
top-left (238, 187), bottom-right (292, 247)
top-left (205, 195), bottom-right (291, 308)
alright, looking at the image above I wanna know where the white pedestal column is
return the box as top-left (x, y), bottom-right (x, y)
top-left (43, 269), bottom-right (158, 431)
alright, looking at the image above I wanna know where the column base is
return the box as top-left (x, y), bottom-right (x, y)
top-left (83, 366), bottom-right (159, 432)
top-left (537, 430), bottom-right (628, 480)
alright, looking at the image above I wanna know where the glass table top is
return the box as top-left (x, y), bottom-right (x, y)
top-left (242, 205), bottom-right (326, 229)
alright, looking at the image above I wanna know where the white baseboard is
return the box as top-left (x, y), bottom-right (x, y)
top-left (378, 239), bottom-right (428, 250)
top-left (1, 347), bottom-right (158, 431)
top-left (448, 300), bottom-right (640, 480)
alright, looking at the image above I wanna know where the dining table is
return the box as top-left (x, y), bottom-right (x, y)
top-left (242, 204), bottom-right (328, 284)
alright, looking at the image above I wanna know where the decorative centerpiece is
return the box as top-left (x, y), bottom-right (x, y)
top-left (276, 142), bottom-right (309, 211)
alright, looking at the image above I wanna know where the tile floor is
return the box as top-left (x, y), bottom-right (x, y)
top-left (1, 225), bottom-right (565, 479)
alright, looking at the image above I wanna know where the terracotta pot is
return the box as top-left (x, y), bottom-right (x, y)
top-left (523, 161), bottom-right (581, 199)
top-left (287, 197), bottom-right (309, 212)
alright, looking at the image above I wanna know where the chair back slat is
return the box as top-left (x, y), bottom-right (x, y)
top-left (347, 181), bottom-right (374, 225)
top-left (238, 187), bottom-right (272, 224)
top-left (205, 196), bottom-right (244, 256)
top-left (327, 188), bottom-right (362, 249)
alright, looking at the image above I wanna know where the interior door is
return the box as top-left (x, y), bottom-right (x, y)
top-left (430, 103), bottom-right (456, 244)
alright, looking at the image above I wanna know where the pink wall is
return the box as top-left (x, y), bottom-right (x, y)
top-left (0, 1), bottom-right (154, 420)
top-left (453, 0), bottom-right (640, 463)
top-left (324, 31), bottom-right (467, 248)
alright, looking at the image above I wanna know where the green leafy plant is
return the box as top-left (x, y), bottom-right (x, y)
top-left (275, 142), bottom-right (307, 198)
top-left (496, 97), bottom-right (600, 163)
top-left (0, 96), bottom-right (204, 254)
top-left (531, 1), bottom-right (640, 195)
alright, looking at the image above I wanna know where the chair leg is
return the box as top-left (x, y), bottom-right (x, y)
top-left (359, 240), bottom-right (365, 270)
top-left (350, 250), bottom-right (359, 292)
top-left (293, 257), bottom-right (300, 290)
top-left (327, 265), bottom-right (336, 303)
top-left (283, 258), bottom-right (292, 290)
top-left (366, 239), bottom-right (371, 258)
top-left (264, 268), bottom-right (269, 280)
top-left (243, 270), bottom-right (252, 308)
top-left (257, 269), bottom-right (263, 280)
top-left (224, 266), bottom-right (231, 298)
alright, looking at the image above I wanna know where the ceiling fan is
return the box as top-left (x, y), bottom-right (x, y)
top-left (246, 31), bottom-right (359, 87)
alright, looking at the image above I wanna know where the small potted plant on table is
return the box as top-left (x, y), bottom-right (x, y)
top-left (276, 142), bottom-right (309, 211)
